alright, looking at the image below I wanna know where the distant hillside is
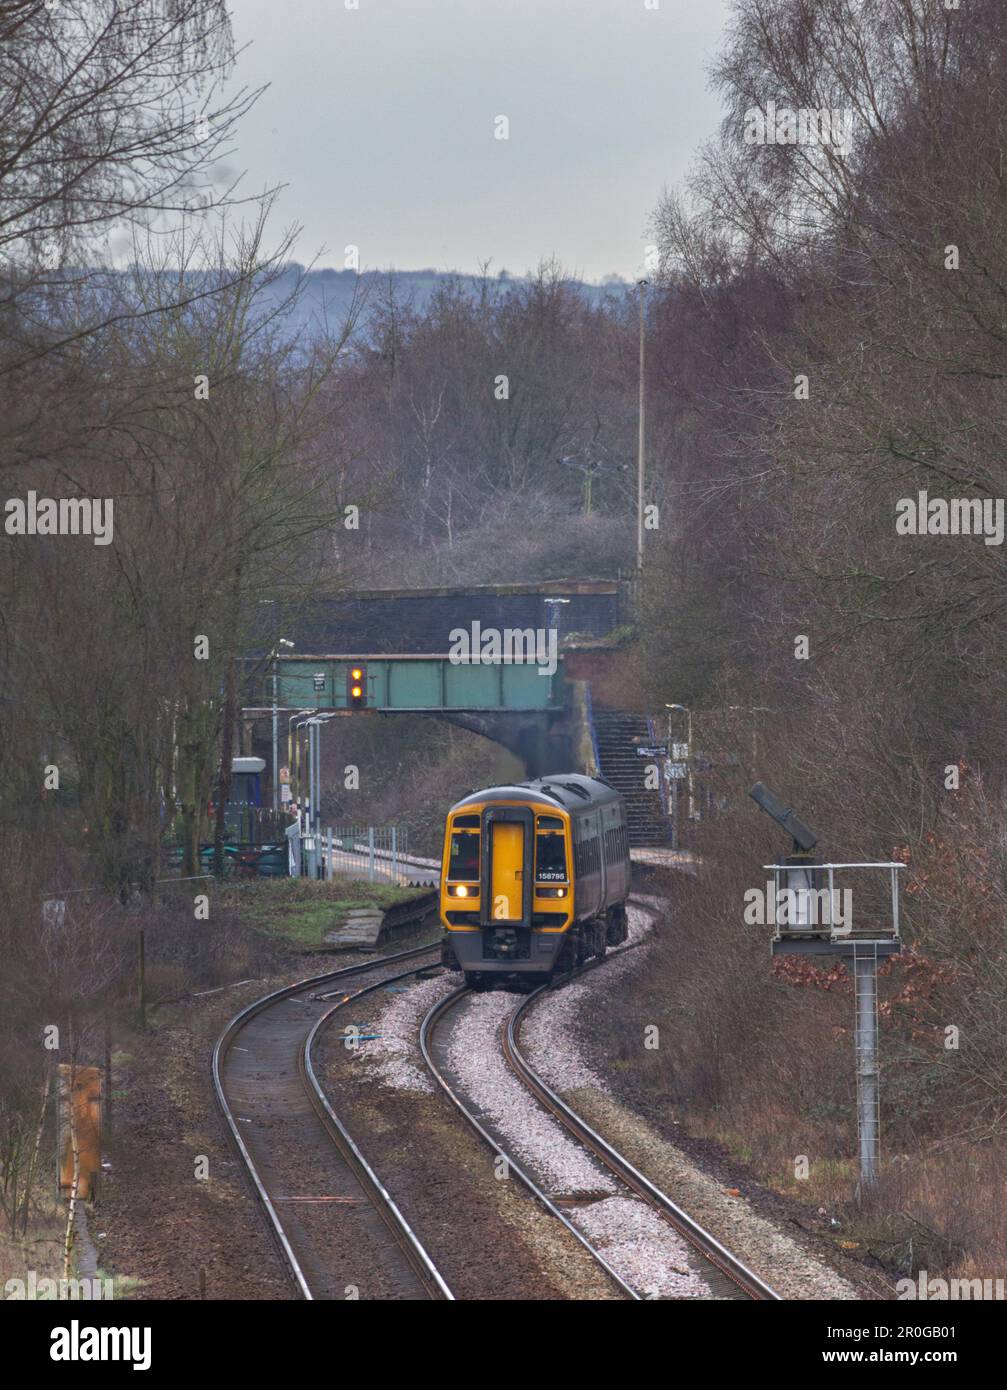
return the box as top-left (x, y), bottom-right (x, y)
top-left (256, 265), bottom-right (632, 342)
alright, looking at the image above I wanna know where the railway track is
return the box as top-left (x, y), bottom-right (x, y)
top-left (213, 944), bottom-right (453, 1301)
top-left (419, 908), bottom-right (780, 1302)
top-left (420, 982), bottom-right (640, 1298)
top-left (217, 893), bottom-right (780, 1301)
top-left (505, 983), bottom-right (780, 1301)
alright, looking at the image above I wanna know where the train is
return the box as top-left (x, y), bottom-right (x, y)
top-left (439, 773), bottom-right (630, 986)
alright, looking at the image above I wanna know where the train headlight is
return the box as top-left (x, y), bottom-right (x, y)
top-left (448, 884), bottom-right (475, 897)
top-left (537, 886), bottom-right (567, 898)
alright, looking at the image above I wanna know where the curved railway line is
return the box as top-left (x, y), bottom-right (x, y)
top-left (505, 982), bottom-right (780, 1301)
top-left (419, 905), bottom-right (781, 1302)
top-left (213, 944), bottom-right (453, 1301)
top-left (215, 894), bottom-right (781, 1301)
top-left (420, 982), bottom-right (641, 1299)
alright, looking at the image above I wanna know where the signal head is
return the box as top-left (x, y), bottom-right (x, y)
top-left (347, 663), bottom-right (367, 708)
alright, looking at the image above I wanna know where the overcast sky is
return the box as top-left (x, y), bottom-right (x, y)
top-left (224, 0), bottom-right (731, 283)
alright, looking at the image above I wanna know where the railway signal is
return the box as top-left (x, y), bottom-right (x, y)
top-left (749, 782), bottom-right (902, 1195)
top-left (348, 664), bottom-right (367, 708)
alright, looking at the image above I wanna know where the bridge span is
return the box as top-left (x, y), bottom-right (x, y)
top-left (245, 578), bottom-right (671, 843)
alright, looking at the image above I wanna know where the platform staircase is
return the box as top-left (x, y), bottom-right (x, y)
top-left (592, 707), bottom-right (672, 847)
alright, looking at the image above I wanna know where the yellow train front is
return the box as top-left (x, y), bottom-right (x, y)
top-left (439, 774), bottom-right (630, 985)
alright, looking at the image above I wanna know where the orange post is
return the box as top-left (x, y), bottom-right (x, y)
top-left (58, 1065), bottom-right (102, 1202)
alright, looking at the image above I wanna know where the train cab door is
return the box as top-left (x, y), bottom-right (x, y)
top-left (490, 821), bottom-right (524, 923)
top-left (481, 807), bottom-right (533, 926)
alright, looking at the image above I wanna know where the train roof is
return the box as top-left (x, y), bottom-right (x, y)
top-left (450, 773), bottom-right (622, 814)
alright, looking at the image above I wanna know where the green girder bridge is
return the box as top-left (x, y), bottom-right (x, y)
top-left (249, 580), bottom-right (628, 775)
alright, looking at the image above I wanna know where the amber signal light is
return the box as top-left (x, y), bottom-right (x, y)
top-left (347, 665), bottom-right (367, 708)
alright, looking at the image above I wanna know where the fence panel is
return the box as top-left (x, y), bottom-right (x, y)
top-left (298, 825), bottom-right (409, 883)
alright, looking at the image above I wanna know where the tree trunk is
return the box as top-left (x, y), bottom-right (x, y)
top-left (212, 653), bottom-right (238, 877)
top-left (20, 1064), bottom-right (52, 1237)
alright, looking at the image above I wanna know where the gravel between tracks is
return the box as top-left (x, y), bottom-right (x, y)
top-left (446, 991), bottom-right (618, 1195)
top-left (323, 972), bottom-right (623, 1300)
top-left (444, 987), bottom-right (712, 1297)
top-left (343, 973), bottom-right (455, 1093)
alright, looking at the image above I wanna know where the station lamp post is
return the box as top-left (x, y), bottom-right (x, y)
top-left (306, 712), bottom-right (337, 835)
top-left (270, 639), bottom-right (295, 811)
top-left (287, 708), bottom-right (314, 795)
top-left (637, 278), bottom-right (647, 572)
top-left (291, 712), bottom-right (317, 814)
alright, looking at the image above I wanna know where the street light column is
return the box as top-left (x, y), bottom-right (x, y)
top-left (686, 707), bottom-right (695, 820)
top-left (637, 278), bottom-right (647, 572)
top-left (291, 712), bottom-right (316, 813)
top-left (272, 662), bottom-right (278, 812)
top-left (270, 639), bottom-right (294, 813)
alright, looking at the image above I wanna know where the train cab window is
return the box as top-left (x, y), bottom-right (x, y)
top-left (535, 815), bottom-right (567, 883)
top-left (449, 829), bottom-right (480, 880)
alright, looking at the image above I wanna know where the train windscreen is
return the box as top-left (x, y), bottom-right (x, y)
top-left (535, 817), bottom-right (567, 883)
top-left (449, 830), bottom-right (480, 880)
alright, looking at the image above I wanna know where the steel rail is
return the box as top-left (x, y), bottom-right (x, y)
top-left (420, 893), bottom-right (779, 1300)
top-left (302, 977), bottom-right (455, 1299)
top-left (504, 984), bottom-right (782, 1302)
top-left (419, 984), bottom-right (641, 1300)
top-left (212, 943), bottom-right (441, 1300)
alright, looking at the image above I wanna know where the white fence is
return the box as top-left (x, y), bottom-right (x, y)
top-left (293, 822), bottom-right (412, 883)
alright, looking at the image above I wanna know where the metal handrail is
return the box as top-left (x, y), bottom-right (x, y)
top-left (763, 861), bottom-right (905, 938)
top-left (762, 862), bottom-right (907, 870)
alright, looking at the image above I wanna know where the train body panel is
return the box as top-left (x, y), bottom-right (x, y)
top-left (439, 774), bottom-right (630, 980)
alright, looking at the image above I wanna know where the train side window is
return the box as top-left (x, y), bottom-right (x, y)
top-left (585, 836), bottom-right (597, 873)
